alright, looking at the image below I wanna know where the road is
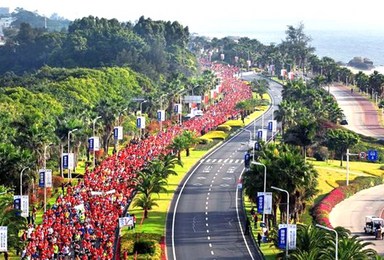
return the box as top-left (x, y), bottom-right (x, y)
top-left (166, 74), bottom-right (282, 260)
top-left (329, 83), bottom-right (384, 255)
top-left (329, 83), bottom-right (384, 139)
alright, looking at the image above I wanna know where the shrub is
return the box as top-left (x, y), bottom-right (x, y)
top-left (312, 176), bottom-right (383, 227)
top-left (313, 146), bottom-right (329, 161)
top-left (216, 124), bottom-right (232, 132)
top-left (203, 131), bottom-right (227, 140)
top-left (133, 240), bottom-right (156, 255)
top-left (198, 137), bottom-right (212, 144)
top-left (52, 175), bottom-right (65, 188)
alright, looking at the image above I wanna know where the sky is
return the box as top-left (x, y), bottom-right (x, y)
top-left (2, 0), bottom-right (384, 40)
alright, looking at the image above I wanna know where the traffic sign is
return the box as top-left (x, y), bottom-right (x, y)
top-left (359, 151), bottom-right (366, 160)
top-left (367, 150), bottom-right (378, 161)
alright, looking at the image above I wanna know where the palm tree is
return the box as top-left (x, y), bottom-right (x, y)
top-left (132, 170), bottom-right (168, 197)
top-left (168, 130), bottom-right (199, 161)
top-left (132, 193), bottom-right (159, 222)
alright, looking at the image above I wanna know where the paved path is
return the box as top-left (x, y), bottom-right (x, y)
top-left (328, 83), bottom-right (384, 255)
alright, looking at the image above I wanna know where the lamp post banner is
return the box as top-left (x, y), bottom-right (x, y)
top-left (88, 137), bottom-right (100, 151)
top-left (14, 195), bottom-right (29, 218)
top-left (257, 192), bottom-right (272, 214)
top-left (113, 126), bottom-right (123, 140)
top-left (257, 193), bottom-right (264, 214)
top-left (278, 224), bottom-right (287, 249)
top-left (0, 226), bottom-right (7, 252)
top-left (288, 224), bottom-right (297, 250)
top-left (39, 170), bottom-right (45, 188)
top-left (157, 110), bottom-right (165, 121)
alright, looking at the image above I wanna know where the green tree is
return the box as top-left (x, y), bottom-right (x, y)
top-left (325, 129), bottom-right (360, 166)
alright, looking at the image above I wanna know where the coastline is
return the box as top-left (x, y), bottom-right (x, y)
top-left (344, 65), bottom-right (384, 75)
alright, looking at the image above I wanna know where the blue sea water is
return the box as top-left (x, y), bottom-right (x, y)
top-left (248, 29), bottom-right (384, 67)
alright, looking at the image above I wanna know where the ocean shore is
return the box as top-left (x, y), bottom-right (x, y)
top-left (344, 65), bottom-right (384, 75)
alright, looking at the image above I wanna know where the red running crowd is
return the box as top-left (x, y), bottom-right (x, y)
top-left (24, 62), bottom-right (252, 259)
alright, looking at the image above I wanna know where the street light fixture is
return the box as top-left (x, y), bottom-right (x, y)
top-left (251, 161), bottom-right (267, 225)
top-left (271, 186), bottom-right (289, 259)
top-left (140, 100), bottom-right (148, 116)
top-left (20, 166), bottom-right (30, 196)
top-left (92, 116), bottom-right (102, 168)
top-left (316, 224), bottom-right (338, 260)
top-left (68, 129), bottom-right (78, 180)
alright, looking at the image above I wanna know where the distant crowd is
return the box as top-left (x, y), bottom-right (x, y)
top-left (24, 62), bottom-right (253, 259)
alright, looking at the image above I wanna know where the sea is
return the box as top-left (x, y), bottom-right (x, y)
top-left (233, 29), bottom-right (384, 74)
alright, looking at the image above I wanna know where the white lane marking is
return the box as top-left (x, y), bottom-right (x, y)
top-left (197, 176), bottom-right (206, 180)
top-left (207, 236), bottom-right (210, 240)
top-left (236, 168), bottom-right (255, 260)
top-left (209, 243), bottom-right (212, 247)
top-left (211, 251), bottom-right (214, 255)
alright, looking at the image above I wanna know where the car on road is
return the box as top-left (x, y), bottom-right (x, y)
top-left (364, 215), bottom-right (384, 234)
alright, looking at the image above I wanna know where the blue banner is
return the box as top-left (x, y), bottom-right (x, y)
top-left (257, 130), bottom-right (263, 139)
top-left (244, 152), bottom-right (251, 168)
top-left (136, 117), bottom-right (141, 128)
top-left (254, 141), bottom-right (260, 151)
top-left (268, 121), bottom-right (273, 131)
top-left (39, 171), bottom-right (45, 188)
top-left (113, 127), bottom-right (118, 140)
top-left (257, 194), bottom-right (264, 213)
top-left (278, 226), bottom-right (287, 249)
top-left (62, 154), bottom-right (68, 169)
top-left (88, 138), bottom-right (94, 150)
top-left (14, 198), bottom-right (21, 216)
top-left (157, 111), bottom-right (162, 121)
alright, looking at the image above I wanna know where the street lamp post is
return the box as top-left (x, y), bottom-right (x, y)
top-left (316, 224), bottom-right (338, 260)
top-left (271, 186), bottom-right (289, 258)
top-left (115, 108), bottom-right (128, 155)
top-left (20, 166), bottom-right (30, 196)
top-left (244, 129), bottom-right (256, 162)
top-left (68, 129), bottom-right (78, 181)
top-left (346, 149), bottom-right (358, 186)
top-left (139, 100), bottom-right (148, 137)
top-left (43, 143), bottom-right (53, 213)
top-left (92, 116), bottom-right (102, 168)
top-left (251, 161), bottom-right (267, 224)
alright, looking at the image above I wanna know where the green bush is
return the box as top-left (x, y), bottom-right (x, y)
top-left (313, 146), bottom-right (329, 161)
top-left (133, 240), bottom-right (156, 255)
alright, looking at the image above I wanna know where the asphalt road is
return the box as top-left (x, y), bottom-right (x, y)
top-left (329, 83), bottom-right (384, 255)
top-left (165, 74), bottom-right (282, 260)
